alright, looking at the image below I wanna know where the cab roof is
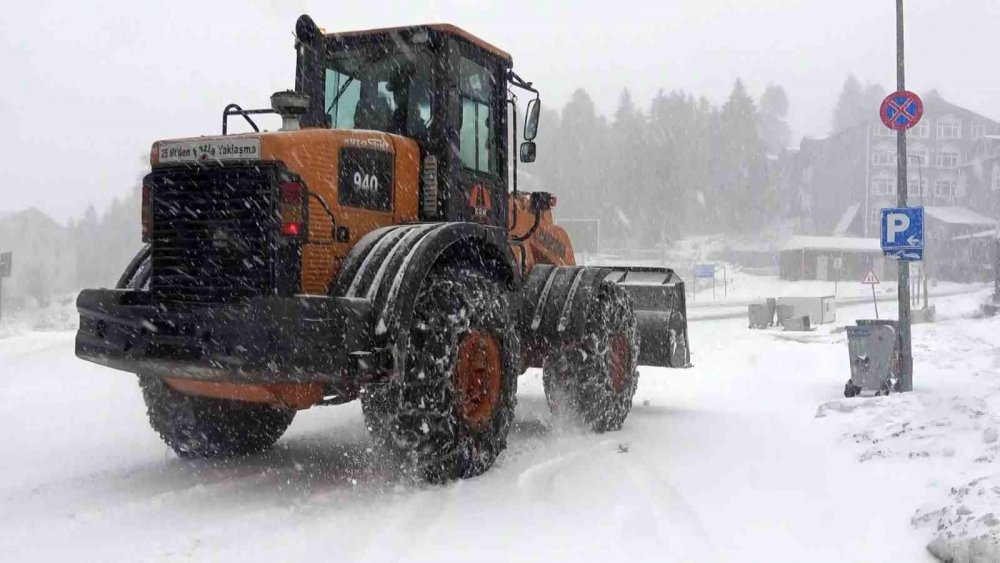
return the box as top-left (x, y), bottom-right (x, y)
top-left (328, 23), bottom-right (512, 65)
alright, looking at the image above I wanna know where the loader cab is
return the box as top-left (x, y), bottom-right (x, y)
top-left (294, 16), bottom-right (515, 227)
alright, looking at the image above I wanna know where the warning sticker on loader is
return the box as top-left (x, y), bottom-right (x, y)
top-left (155, 138), bottom-right (261, 164)
top-left (469, 184), bottom-right (492, 222)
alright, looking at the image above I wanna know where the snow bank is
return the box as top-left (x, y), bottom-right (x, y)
top-left (0, 292), bottom-right (78, 339)
top-left (815, 296), bottom-right (1000, 561)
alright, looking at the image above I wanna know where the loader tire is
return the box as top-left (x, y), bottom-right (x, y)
top-left (543, 282), bottom-right (640, 432)
top-left (361, 266), bottom-right (519, 483)
top-left (139, 376), bottom-right (295, 458)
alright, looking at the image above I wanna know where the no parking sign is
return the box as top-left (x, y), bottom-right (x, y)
top-left (879, 91), bottom-right (923, 131)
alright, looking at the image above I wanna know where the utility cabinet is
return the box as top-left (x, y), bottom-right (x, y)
top-left (776, 296), bottom-right (836, 325)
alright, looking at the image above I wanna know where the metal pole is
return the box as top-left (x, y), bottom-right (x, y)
top-left (896, 0), bottom-right (913, 392)
top-left (917, 155), bottom-right (929, 310)
top-left (873, 283), bottom-right (879, 319)
top-left (0, 278), bottom-right (3, 322)
top-left (995, 237), bottom-right (1000, 305)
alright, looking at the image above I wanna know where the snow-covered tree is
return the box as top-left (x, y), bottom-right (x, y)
top-left (832, 74), bottom-right (886, 133)
top-left (758, 83), bottom-right (791, 156)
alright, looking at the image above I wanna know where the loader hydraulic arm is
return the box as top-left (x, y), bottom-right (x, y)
top-left (512, 191), bottom-right (556, 243)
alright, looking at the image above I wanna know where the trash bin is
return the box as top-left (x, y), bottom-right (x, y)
top-left (844, 319), bottom-right (899, 397)
top-left (748, 301), bottom-right (775, 329)
top-left (775, 304), bottom-right (795, 327)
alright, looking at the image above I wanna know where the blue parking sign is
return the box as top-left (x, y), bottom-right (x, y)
top-left (880, 207), bottom-right (924, 261)
top-left (693, 263), bottom-right (715, 278)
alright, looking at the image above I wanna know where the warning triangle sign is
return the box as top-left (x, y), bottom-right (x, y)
top-left (861, 269), bottom-right (880, 285)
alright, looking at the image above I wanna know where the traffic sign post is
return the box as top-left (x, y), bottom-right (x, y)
top-left (862, 268), bottom-right (881, 319)
top-left (693, 263), bottom-right (716, 301)
top-left (878, 0), bottom-right (915, 392)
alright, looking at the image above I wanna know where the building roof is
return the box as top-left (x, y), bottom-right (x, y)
top-left (782, 235), bottom-right (882, 253)
top-left (832, 203), bottom-right (860, 236)
top-left (924, 206), bottom-right (998, 227)
top-left (951, 228), bottom-right (998, 241)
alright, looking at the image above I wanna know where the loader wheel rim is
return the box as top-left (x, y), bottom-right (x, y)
top-left (455, 331), bottom-right (502, 427)
top-left (610, 334), bottom-right (630, 394)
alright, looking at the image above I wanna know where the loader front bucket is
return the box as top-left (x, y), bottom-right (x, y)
top-left (602, 267), bottom-right (691, 368)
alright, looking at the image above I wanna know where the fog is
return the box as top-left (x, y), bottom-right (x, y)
top-left (2, 0), bottom-right (998, 221)
top-left (5, 5), bottom-right (1000, 558)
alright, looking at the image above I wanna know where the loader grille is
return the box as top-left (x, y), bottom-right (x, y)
top-left (147, 164), bottom-right (278, 305)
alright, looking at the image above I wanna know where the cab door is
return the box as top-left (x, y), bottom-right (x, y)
top-left (452, 47), bottom-right (508, 227)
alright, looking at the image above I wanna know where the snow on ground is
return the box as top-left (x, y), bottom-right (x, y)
top-left (1, 286), bottom-right (998, 562)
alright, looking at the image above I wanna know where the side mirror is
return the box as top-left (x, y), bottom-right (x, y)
top-left (520, 141), bottom-right (536, 163)
top-left (524, 98), bottom-right (541, 141)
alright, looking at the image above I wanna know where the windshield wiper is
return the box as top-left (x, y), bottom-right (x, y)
top-left (326, 76), bottom-right (356, 115)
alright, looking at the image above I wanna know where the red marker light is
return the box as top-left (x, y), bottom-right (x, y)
top-left (279, 181), bottom-right (305, 238)
top-left (280, 222), bottom-right (301, 236)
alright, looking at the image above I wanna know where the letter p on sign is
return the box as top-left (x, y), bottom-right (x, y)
top-left (887, 213), bottom-right (910, 243)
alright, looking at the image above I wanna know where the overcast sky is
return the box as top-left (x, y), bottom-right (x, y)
top-left (2, 0), bottom-right (998, 223)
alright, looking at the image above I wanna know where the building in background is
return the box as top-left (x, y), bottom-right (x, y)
top-left (923, 206), bottom-right (996, 282)
top-left (779, 235), bottom-right (890, 281)
top-left (789, 93), bottom-right (1000, 238)
top-left (783, 93), bottom-right (1000, 281)
top-left (959, 134), bottom-right (1000, 219)
top-left (0, 208), bottom-right (77, 309)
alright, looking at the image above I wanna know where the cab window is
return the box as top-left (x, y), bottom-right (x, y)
top-left (458, 57), bottom-right (497, 174)
top-left (324, 52), bottom-right (432, 137)
top-left (325, 69), bottom-right (361, 128)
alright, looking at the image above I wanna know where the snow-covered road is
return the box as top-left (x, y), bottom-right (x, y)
top-left (2, 291), bottom-right (997, 562)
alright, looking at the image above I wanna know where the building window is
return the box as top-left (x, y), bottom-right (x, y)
top-left (908, 121), bottom-right (929, 139)
top-left (937, 118), bottom-right (961, 139)
top-left (992, 164), bottom-right (1000, 192)
top-left (908, 146), bottom-right (929, 167)
top-left (936, 148), bottom-right (960, 169)
top-left (907, 175), bottom-right (928, 197)
top-left (871, 174), bottom-right (895, 196)
top-left (972, 123), bottom-right (986, 139)
top-left (872, 149), bottom-right (897, 166)
top-left (869, 205), bottom-right (881, 226)
top-left (873, 124), bottom-right (896, 137)
top-left (935, 177), bottom-right (958, 197)
top-left (970, 141), bottom-right (987, 160)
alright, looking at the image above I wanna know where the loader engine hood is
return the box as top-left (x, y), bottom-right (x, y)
top-left (151, 129), bottom-right (418, 178)
top-left (148, 128), bottom-right (421, 295)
